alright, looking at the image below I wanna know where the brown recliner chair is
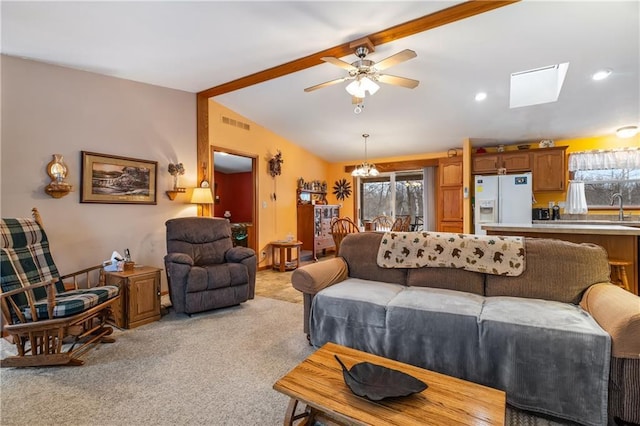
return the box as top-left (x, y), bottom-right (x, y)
top-left (164, 217), bottom-right (256, 315)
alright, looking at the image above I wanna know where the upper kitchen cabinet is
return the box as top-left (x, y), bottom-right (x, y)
top-left (532, 147), bottom-right (567, 192)
top-left (472, 151), bottom-right (531, 174)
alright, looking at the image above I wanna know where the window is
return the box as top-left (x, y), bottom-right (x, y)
top-left (569, 149), bottom-right (640, 208)
top-left (359, 172), bottom-right (424, 226)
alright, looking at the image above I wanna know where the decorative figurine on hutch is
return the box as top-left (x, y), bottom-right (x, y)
top-left (44, 154), bottom-right (72, 198)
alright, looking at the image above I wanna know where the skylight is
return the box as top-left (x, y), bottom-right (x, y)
top-left (509, 62), bottom-right (569, 108)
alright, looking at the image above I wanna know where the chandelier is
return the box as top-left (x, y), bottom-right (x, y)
top-left (351, 134), bottom-right (379, 177)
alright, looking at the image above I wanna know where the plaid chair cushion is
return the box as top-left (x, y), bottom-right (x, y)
top-left (23, 286), bottom-right (120, 321)
top-left (1, 218), bottom-right (64, 297)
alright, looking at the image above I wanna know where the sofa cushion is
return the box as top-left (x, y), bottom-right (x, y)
top-left (340, 233), bottom-right (406, 285)
top-left (406, 267), bottom-right (485, 295)
top-left (309, 279), bottom-right (404, 354)
top-left (478, 296), bottom-right (610, 426)
top-left (185, 263), bottom-right (247, 293)
top-left (485, 238), bottom-right (610, 304)
top-left (385, 287), bottom-right (485, 381)
top-left (165, 217), bottom-right (233, 266)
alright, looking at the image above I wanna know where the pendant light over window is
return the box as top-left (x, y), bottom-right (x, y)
top-left (351, 134), bottom-right (379, 177)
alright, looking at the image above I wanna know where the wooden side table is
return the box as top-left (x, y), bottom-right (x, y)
top-left (271, 240), bottom-right (303, 272)
top-left (105, 266), bottom-right (162, 329)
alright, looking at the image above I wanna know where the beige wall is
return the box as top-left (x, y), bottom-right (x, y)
top-left (1, 55), bottom-right (197, 292)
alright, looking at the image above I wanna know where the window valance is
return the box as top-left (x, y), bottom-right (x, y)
top-left (568, 148), bottom-right (640, 171)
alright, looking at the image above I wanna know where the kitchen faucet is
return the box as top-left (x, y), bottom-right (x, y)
top-left (610, 193), bottom-right (624, 221)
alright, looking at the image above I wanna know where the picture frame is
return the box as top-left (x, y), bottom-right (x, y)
top-left (80, 151), bottom-right (157, 204)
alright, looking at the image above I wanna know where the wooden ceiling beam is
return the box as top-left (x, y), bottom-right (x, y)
top-left (197, 0), bottom-right (519, 99)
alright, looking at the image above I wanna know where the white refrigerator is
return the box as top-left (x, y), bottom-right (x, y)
top-left (474, 173), bottom-right (532, 234)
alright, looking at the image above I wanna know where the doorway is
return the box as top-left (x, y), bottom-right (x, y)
top-left (212, 147), bottom-right (258, 251)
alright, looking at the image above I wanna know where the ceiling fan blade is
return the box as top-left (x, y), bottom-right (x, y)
top-left (378, 74), bottom-right (420, 89)
top-left (374, 49), bottom-right (417, 71)
top-left (321, 56), bottom-right (358, 72)
top-left (304, 77), bottom-right (350, 92)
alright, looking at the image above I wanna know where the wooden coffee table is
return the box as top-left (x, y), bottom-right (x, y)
top-left (273, 342), bottom-right (505, 426)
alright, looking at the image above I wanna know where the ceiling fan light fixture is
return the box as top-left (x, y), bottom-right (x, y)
top-left (345, 76), bottom-right (380, 98)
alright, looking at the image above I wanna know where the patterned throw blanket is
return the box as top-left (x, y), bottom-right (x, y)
top-left (377, 231), bottom-right (525, 276)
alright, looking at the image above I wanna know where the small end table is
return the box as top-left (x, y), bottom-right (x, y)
top-left (271, 240), bottom-right (303, 272)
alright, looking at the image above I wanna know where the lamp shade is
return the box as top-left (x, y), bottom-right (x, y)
top-left (190, 187), bottom-right (214, 204)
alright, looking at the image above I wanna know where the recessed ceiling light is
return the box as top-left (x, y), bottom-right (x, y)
top-left (592, 69), bottom-right (612, 81)
top-left (475, 92), bottom-right (487, 101)
top-left (616, 125), bottom-right (638, 138)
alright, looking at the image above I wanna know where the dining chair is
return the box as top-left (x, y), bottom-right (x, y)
top-left (370, 215), bottom-right (394, 232)
top-left (330, 217), bottom-right (360, 255)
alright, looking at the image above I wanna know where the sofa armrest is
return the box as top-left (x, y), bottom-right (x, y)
top-left (291, 257), bottom-right (348, 295)
top-left (164, 252), bottom-right (194, 266)
top-left (580, 283), bottom-right (640, 359)
top-left (225, 247), bottom-right (255, 263)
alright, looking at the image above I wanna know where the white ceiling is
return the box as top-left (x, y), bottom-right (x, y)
top-left (2, 1), bottom-right (639, 164)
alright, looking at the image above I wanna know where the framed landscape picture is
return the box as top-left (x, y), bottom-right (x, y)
top-left (81, 151), bottom-right (157, 204)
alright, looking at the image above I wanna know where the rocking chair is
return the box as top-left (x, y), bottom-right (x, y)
top-left (0, 208), bottom-right (120, 367)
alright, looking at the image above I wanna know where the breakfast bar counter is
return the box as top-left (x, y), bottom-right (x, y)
top-left (482, 223), bottom-right (640, 295)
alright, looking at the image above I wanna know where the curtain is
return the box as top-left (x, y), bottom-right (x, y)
top-left (565, 181), bottom-right (588, 214)
top-left (568, 148), bottom-right (640, 171)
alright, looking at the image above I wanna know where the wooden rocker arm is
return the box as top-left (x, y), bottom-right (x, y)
top-left (59, 264), bottom-right (106, 291)
top-left (0, 280), bottom-right (57, 325)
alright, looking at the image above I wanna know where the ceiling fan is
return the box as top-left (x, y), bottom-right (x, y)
top-left (304, 37), bottom-right (419, 104)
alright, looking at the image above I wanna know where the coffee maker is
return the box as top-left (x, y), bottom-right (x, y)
top-left (532, 208), bottom-right (550, 220)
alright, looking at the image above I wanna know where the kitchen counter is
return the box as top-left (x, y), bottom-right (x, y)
top-left (534, 219), bottom-right (640, 227)
top-left (484, 223), bottom-right (640, 235)
top-left (483, 223), bottom-right (640, 295)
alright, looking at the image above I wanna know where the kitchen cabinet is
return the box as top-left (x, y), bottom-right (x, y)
top-left (532, 147), bottom-right (567, 192)
top-left (297, 204), bottom-right (339, 260)
top-left (472, 151), bottom-right (531, 174)
top-left (438, 156), bottom-right (463, 233)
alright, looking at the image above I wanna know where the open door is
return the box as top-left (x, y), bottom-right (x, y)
top-left (212, 147), bottom-right (258, 251)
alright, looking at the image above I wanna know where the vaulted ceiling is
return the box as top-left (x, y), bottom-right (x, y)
top-left (2, 1), bottom-right (638, 162)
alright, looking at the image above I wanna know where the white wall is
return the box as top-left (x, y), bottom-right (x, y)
top-left (1, 55), bottom-right (197, 291)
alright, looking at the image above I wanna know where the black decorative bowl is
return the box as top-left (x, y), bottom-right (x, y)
top-left (335, 355), bottom-right (428, 401)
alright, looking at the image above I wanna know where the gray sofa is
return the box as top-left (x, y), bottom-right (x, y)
top-left (164, 217), bottom-right (256, 315)
top-left (292, 231), bottom-right (640, 426)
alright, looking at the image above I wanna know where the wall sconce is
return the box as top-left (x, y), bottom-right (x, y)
top-left (44, 154), bottom-right (72, 198)
top-left (166, 162), bottom-right (186, 200)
